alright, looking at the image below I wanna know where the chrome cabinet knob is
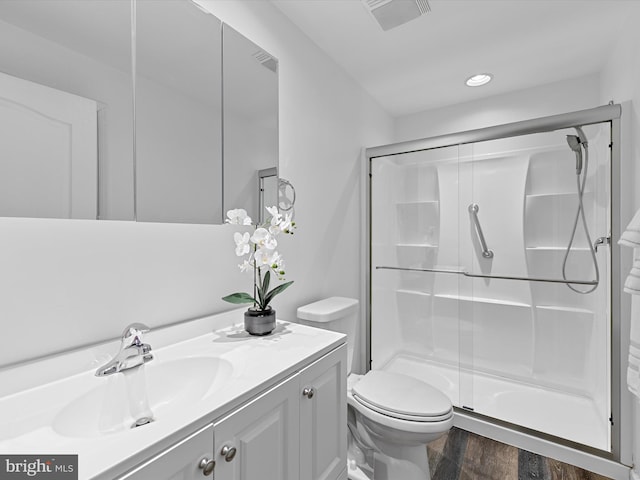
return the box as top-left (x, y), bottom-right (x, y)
top-left (302, 387), bottom-right (315, 399)
top-left (221, 445), bottom-right (237, 462)
top-left (198, 458), bottom-right (215, 476)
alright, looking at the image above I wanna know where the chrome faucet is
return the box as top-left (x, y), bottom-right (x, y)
top-left (95, 323), bottom-right (154, 377)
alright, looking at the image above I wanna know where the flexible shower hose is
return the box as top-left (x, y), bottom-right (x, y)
top-left (562, 142), bottom-right (599, 294)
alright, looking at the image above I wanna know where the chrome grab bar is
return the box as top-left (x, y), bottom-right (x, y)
top-left (468, 203), bottom-right (494, 259)
top-left (375, 265), bottom-right (598, 286)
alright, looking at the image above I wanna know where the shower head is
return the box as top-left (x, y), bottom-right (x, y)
top-left (565, 126), bottom-right (588, 175)
top-left (566, 126), bottom-right (588, 153)
top-left (566, 134), bottom-right (583, 175)
top-left (566, 134), bottom-right (582, 153)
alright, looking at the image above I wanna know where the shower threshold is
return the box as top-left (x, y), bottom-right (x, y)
top-left (380, 353), bottom-right (609, 452)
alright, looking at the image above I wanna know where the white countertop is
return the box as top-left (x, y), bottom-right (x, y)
top-left (0, 310), bottom-right (345, 479)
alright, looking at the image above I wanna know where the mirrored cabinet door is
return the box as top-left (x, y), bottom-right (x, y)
top-left (134, 0), bottom-right (223, 224)
top-left (0, 1), bottom-right (279, 225)
top-left (223, 24), bottom-right (279, 223)
top-left (0, 0), bottom-right (134, 220)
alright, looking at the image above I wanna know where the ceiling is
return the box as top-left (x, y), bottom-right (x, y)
top-left (271, 0), bottom-right (638, 117)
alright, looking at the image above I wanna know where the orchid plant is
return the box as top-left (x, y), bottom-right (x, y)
top-left (222, 206), bottom-right (295, 311)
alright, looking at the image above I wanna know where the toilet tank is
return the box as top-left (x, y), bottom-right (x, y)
top-left (297, 297), bottom-right (359, 374)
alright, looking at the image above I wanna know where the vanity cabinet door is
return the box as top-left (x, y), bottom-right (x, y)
top-left (299, 345), bottom-right (347, 480)
top-left (213, 375), bottom-right (300, 480)
top-left (118, 423), bottom-right (215, 479)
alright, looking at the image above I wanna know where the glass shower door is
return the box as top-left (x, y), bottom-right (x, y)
top-left (461, 125), bottom-right (611, 451)
top-left (370, 144), bottom-right (474, 410)
top-left (369, 120), bottom-right (612, 452)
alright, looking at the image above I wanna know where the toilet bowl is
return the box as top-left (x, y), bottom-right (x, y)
top-left (297, 297), bottom-right (453, 480)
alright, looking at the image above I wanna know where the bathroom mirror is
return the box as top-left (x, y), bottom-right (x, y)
top-left (0, 0), bottom-right (134, 220)
top-left (223, 24), bottom-right (279, 223)
top-left (258, 168), bottom-right (279, 223)
top-left (134, 0), bottom-right (223, 224)
top-left (0, 1), bottom-right (279, 224)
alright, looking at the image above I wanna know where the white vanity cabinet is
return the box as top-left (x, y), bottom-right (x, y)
top-left (213, 368), bottom-right (301, 480)
top-left (214, 343), bottom-right (347, 480)
top-left (118, 423), bottom-right (215, 479)
top-left (298, 344), bottom-right (347, 480)
top-left (116, 343), bottom-right (346, 480)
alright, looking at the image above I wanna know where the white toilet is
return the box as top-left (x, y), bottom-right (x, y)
top-left (297, 297), bottom-right (453, 480)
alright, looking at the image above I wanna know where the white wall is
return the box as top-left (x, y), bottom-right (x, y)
top-left (599, 4), bottom-right (640, 475)
top-left (394, 73), bottom-right (602, 142)
top-left (600, 3), bottom-right (640, 212)
top-left (0, 1), bottom-right (393, 368)
top-left (196, 1), bottom-right (394, 320)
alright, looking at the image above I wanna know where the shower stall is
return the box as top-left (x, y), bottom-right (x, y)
top-left (365, 104), bottom-right (622, 458)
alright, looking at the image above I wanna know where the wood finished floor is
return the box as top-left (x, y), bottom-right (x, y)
top-left (427, 428), bottom-right (613, 480)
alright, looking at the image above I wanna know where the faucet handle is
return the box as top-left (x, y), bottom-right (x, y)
top-left (121, 323), bottom-right (151, 348)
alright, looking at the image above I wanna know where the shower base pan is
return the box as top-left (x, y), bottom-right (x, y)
top-left (381, 353), bottom-right (609, 452)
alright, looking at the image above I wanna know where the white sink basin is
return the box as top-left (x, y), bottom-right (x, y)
top-left (53, 356), bottom-right (232, 438)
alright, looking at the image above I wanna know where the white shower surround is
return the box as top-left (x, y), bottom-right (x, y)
top-left (370, 125), bottom-right (611, 451)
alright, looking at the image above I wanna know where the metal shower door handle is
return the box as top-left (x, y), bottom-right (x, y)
top-left (468, 203), bottom-right (494, 259)
top-left (594, 235), bottom-right (611, 252)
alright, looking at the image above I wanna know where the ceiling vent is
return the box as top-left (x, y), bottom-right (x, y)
top-left (252, 50), bottom-right (278, 73)
top-left (362, 0), bottom-right (431, 31)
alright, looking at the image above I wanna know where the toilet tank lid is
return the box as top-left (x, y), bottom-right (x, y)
top-left (297, 297), bottom-right (359, 322)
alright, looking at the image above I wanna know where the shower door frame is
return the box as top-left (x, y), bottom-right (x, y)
top-left (364, 103), bottom-right (626, 465)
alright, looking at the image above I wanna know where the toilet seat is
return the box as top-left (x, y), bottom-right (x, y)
top-left (352, 371), bottom-right (452, 422)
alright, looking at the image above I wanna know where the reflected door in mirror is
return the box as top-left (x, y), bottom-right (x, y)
top-left (0, 72), bottom-right (97, 219)
top-left (0, 0), bottom-right (134, 220)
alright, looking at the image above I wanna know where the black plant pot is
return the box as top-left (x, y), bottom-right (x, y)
top-left (244, 307), bottom-right (276, 336)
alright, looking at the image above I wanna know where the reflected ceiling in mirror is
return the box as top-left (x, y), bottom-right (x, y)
top-left (0, 0), bottom-right (134, 220)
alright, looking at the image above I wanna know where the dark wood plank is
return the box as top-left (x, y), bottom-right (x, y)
top-left (518, 449), bottom-right (549, 479)
top-left (427, 429), bottom-right (450, 475)
top-left (547, 457), bottom-right (614, 480)
top-left (425, 427), bottom-right (612, 480)
top-left (432, 427), bottom-right (469, 480)
top-left (460, 431), bottom-right (519, 480)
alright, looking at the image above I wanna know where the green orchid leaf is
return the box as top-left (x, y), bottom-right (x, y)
top-left (264, 281), bottom-right (294, 306)
top-left (256, 282), bottom-right (264, 307)
top-left (222, 292), bottom-right (256, 304)
top-left (262, 270), bottom-right (271, 295)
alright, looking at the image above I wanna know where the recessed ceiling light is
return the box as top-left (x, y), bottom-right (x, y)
top-left (465, 73), bottom-right (493, 87)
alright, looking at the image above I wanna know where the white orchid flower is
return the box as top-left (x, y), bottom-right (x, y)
top-left (266, 206), bottom-right (282, 225)
top-left (234, 232), bottom-right (251, 256)
top-left (279, 213), bottom-right (293, 232)
top-left (268, 224), bottom-right (281, 236)
top-left (254, 247), bottom-right (279, 267)
top-left (266, 205), bottom-right (280, 219)
top-left (268, 251), bottom-right (282, 268)
top-left (225, 208), bottom-right (252, 225)
top-left (272, 252), bottom-right (285, 270)
top-left (251, 227), bottom-right (277, 250)
top-left (267, 252), bottom-right (286, 279)
top-left (223, 204), bottom-right (295, 312)
top-left (267, 207), bottom-right (293, 236)
top-left (238, 259), bottom-right (253, 272)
